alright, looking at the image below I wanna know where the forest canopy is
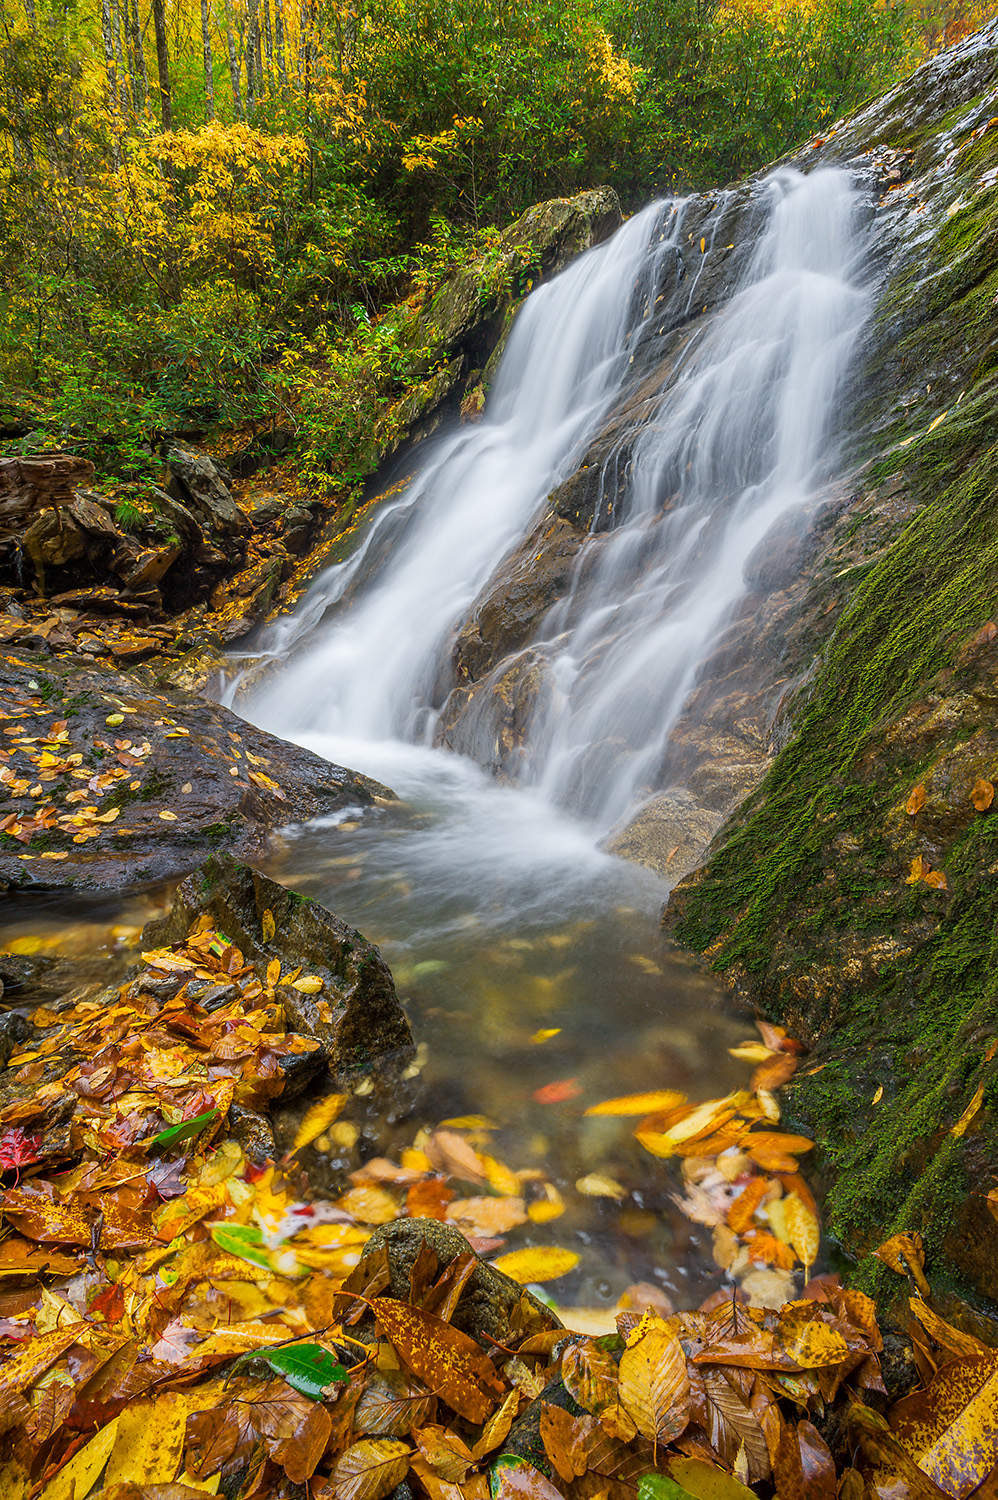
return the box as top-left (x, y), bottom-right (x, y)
top-left (0, 0), bottom-right (986, 493)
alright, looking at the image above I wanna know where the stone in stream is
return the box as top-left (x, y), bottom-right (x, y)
top-left (355, 1218), bottom-right (562, 1349)
top-left (0, 650), bottom-right (393, 891)
top-left (144, 854), bottom-right (413, 1081)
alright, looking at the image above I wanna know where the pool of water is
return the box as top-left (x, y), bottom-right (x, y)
top-left (258, 734), bottom-right (751, 1317)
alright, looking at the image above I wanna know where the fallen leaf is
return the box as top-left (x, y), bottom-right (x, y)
top-left (327, 1438), bottom-right (411, 1500)
top-left (533, 1079), bottom-right (583, 1104)
top-left (492, 1246), bottom-right (581, 1283)
top-left (370, 1298), bottom-right (505, 1423)
top-left (618, 1314), bottom-right (691, 1445)
top-left (951, 1083), bottom-right (985, 1138)
top-left (971, 779), bottom-right (994, 812)
top-left (784, 1193), bottom-right (820, 1275)
top-left (293, 1094), bottom-right (347, 1152)
top-left (907, 784), bottom-right (927, 815)
top-left (585, 1090), bottom-right (687, 1116)
top-left (891, 1356), bottom-right (998, 1499)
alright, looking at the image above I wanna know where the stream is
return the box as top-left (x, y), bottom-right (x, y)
top-left (0, 165), bottom-right (869, 1319)
top-left (220, 164), bottom-right (872, 1312)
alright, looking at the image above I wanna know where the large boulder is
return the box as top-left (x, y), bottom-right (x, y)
top-left (144, 855), bottom-right (413, 1080)
top-left (0, 650), bottom-right (393, 890)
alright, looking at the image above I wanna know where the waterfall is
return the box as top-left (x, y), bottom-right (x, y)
top-left (245, 166), bottom-right (868, 847)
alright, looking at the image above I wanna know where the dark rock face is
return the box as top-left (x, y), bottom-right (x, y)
top-left (145, 855), bottom-right (413, 1080)
top-left (0, 651), bottom-right (393, 890)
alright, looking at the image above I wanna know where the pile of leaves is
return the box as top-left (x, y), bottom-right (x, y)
top-left (2, 920), bottom-right (998, 1500)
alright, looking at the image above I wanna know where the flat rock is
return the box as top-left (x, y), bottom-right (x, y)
top-left (0, 650), bottom-right (393, 890)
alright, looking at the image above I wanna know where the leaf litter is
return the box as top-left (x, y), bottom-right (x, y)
top-left (0, 922), bottom-right (995, 1500)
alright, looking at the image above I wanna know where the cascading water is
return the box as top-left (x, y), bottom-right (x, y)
top-left (233, 166), bottom-right (871, 1308)
top-left (247, 167), bottom-right (866, 843)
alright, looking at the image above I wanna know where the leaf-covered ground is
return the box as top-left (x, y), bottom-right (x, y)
top-left (1, 908), bottom-right (997, 1500)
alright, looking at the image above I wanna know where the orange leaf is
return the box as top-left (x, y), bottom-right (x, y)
top-left (971, 778), bottom-right (995, 812)
top-left (906, 784), bottom-right (927, 816)
top-left (370, 1298), bottom-right (505, 1424)
top-left (327, 1438), bottom-right (411, 1500)
top-left (727, 1177), bottom-right (770, 1235)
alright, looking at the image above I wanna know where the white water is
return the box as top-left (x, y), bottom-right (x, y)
top-left (240, 167), bottom-right (868, 923)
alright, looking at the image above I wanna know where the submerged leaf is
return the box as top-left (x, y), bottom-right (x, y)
top-left (492, 1246), bottom-right (580, 1283)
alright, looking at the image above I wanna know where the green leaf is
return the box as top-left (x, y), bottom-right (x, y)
top-left (148, 1108), bottom-right (221, 1152)
top-left (262, 1343), bottom-right (350, 1399)
top-left (639, 1477), bottom-right (699, 1500)
top-left (210, 1222), bottom-right (273, 1270)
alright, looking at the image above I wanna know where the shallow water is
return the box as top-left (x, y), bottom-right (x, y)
top-left (259, 735), bottom-right (750, 1314)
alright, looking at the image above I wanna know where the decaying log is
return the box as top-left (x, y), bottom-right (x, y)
top-left (0, 454), bottom-right (97, 540)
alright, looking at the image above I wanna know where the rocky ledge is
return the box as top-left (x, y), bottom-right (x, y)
top-left (0, 651), bottom-right (391, 891)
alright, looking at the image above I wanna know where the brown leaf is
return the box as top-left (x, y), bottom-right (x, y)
top-left (413, 1424), bottom-right (476, 1483)
top-left (890, 1356), bottom-right (998, 1500)
top-left (797, 1419), bottom-right (837, 1500)
top-left (490, 1455), bottom-right (564, 1500)
top-left (370, 1297), bottom-right (505, 1424)
top-left (971, 779), bottom-right (995, 813)
top-left (561, 1337), bottom-right (619, 1415)
top-left (618, 1313), bottom-right (691, 1446)
top-left (275, 1402), bottom-right (333, 1484)
top-left (908, 1299), bottom-right (991, 1360)
top-left (327, 1438), bottom-right (412, 1500)
top-left (471, 1389), bottom-right (521, 1462)
top-left (874, 1233), bottom-right (931, 1296)
top-left (354, 1369), bottom-right (434, 1438)
top-left (907, 784), bottom-right (927, 815)
top-left (540, 1402), bottom-right (588, 1483)
top-left (692, 1367), bottom-right (771, 1480)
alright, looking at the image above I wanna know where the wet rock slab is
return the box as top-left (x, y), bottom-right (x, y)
top-left (0, 650), bottom-right (392, 890)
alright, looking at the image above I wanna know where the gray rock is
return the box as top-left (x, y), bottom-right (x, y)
top-left (165, 443), bottom-right (249, 537)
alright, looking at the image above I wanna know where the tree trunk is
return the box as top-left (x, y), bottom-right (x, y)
top-left (111, 0), bottom-right (129, 114)
top-left (273, 0), bottom-right (288, 91)
top-left (201, 0), bottom-right (215, 119)
top-left (125, 0), bottom-right (147, 113)
top-left (101, 0), bottom-right (120, 113)
top-left (262, 0), bottom-right (273, 91)
top-left (151, 0), bottom-right (173, 129)
top-left (223, 0), bottom-right (244, 118)
top-left (245, 0), bottom-right (258, 109)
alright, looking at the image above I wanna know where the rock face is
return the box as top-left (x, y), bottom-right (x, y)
top-left (364, 187), bottom-right (623, 474)
top-left (145, 855), bottom-right (413, 1079)
top-left (0, 651), bottom-right (392, 890)
top-left (657, 21), bottom-right (998, 1317)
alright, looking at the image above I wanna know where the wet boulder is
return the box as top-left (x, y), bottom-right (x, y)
top-left (144, 854), bottom-right (413, 1080)
top-left (0, 650), bottom-right (394, 891)
top-left (355, 1218), bottom-right (561, 1349)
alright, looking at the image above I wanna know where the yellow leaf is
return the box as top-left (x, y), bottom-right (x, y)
top-left (618, 1315), bottom-right (691, 1444)
top-left (575, 1173), bottom-right (627, 1199)
top-left (266, 958), bottom-right (281, 987)
top-left (585, 1089), bottom-right (687, 1116)
top-left (482, 1153), bottom-right (522, 1197)
top-left (784, 1193), bottom-right (820, 1274)
top-left (261, 907), bottom-right (276, 942)
top-left (104, 1394), bottom-right (186, 1487)
top-left (293, 1094), bottom-right (347, 1152)
top-left (700, 236), bottom-right (706, 252)
top-left (39, 1419), bottom-right (119, 1500)
top-left (338, 1185), bottom-right (400, 1226)
top-left (951, 1082), bottom-right (985, 1138)
top-left (669, 1458), bottom-right (758, 1500)
top-left (491, 1246), bottom-right (580, 1283)
top-left (906, 784), bottom-right (927, 815)
top-left (531, 1029), bottom-right (561, 1043)
top-left (158, 810), bottom-right (178, 821)
top-left (292, 975), bottom-right (324, 994)
top-left (891, 1356), bottom-right (998, 1499)
top-left (528, 1186), bottom-right (565, 1224)
top-left (777, 1307), bottom-right (848, 1368)
top-left (94, 807), bottom-right (120, 823)
top-left (972, 778), bottom-right (995, 812)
